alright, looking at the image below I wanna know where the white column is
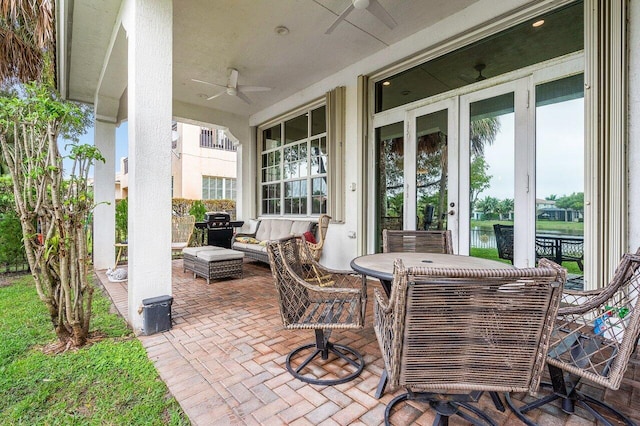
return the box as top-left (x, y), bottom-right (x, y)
top-left (125, 0), bottom-right (173, 333)
top-left (93, 120), bottom-right (116, 270)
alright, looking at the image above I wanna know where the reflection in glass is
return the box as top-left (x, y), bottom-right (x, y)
top-left (375, 2), bottom-right (583, 112)
top-left (263, 125), bottom-right (281, 150)
top-left (262, 184), bottom-right (281, 215)
top-left (285, 114), bottom-right (308, 144)
top-left (311, 106), bottom-right (326, 136)
top-left (535, 74), bottom-right (584, 276)
top-left (284, 180), bottom-right (308, 215)
top-left (416, 110), bottom-right (448, 231)
top-left (375, 122), bottom-right (404, 252)
top-left (469, 93), bottom-right (514, 259)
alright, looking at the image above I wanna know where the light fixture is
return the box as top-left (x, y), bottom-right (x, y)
top-left (274, 25), bottom-right (289, 36)
top-left (532, 19), bottom-right (545, 27)
top-left (382, 81), bottom-right (391, 86)
top-left (475, 63), bottom-right (487, 82)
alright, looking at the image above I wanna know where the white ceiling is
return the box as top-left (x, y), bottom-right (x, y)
top-left (64, 0), bottom-right (481, 117)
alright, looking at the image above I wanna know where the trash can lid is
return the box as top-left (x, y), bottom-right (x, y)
top-left (142, 295), bottom-right (173, 306)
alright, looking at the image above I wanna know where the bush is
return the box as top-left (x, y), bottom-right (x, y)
top-left (0, 210), bottom-right (26, 269)
top-left (115, 198), bottom-right (128, 243)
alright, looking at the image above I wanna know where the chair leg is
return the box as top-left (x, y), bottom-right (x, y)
top-left (285, 329), bottom-right (364, 386)
top-left (375, 369), bottom-right (388, 398)
top-left (505, 365), bottom-right (636, 426)
top-left (385, 391), bottom-right (499, 426)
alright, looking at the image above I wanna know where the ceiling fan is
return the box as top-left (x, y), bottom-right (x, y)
top-left (325, 0), bottom-right (397, 34)
top-left (192, 68), bottom-right (271, 104)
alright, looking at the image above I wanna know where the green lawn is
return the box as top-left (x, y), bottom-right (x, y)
top-left (470, 247), bottom-right (583, 275)
top-left (0, 275), bottom-right (190, 426)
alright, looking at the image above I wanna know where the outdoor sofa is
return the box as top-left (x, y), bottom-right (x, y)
top-left (231, 215), bottom-right (329, 263)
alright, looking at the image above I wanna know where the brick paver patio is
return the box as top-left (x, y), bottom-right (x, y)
top-left (96, 259), bottom-right (640, 425)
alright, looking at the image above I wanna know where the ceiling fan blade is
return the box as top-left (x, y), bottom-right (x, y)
top-left (206, 90), bottom-right (226, 101)
top-left (238, 85), bottom-right (271, 93)
top-left (228, 68), bottom-right (239, 89)
top-left (325, 3), bottom-right (354, 34)
top-left (367, 0), bottom-right (397, 29)
top-left (191, 78), bottom-right (226, 88)
top-left (235, 90), bottom-right (252, 104)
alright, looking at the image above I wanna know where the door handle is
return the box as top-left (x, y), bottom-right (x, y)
top-left (448, 210), bottom-right (455, 216)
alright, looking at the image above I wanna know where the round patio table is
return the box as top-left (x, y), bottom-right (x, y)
top-left (350, 252), bottom-right (513, 297)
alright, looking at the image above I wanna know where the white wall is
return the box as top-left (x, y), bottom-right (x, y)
top-left (247, 0), bottom-right (533, 269)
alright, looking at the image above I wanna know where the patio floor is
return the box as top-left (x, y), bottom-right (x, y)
top-left (96, 259), bottom-right (640, 426)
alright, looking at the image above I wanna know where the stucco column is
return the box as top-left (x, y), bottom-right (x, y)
top-left (93, 120), bottom-right (116, 270)
top-left (125, 0), bottom-right (172, 333)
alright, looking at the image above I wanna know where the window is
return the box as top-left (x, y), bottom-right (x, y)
top-left (202, 176), bottom-right (237, 200)
top-left (259, 105), bottom-right (328, 216)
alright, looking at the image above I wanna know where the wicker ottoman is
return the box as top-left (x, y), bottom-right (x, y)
top-left (182, 246), bottom-right (224, 273)
top-left (183, 247), bottom-right (244, 284)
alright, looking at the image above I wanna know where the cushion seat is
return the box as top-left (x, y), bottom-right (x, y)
top-left (196, 248), bottom-right (244, 262)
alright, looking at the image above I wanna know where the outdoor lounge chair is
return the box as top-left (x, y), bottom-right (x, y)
top-left (506, 251), bottom-right (640, 425)
top-left (267, 236), bottom-right (367, 385)
top-left (374, 258), bottom-right (565, 425)
top-left (171, 215), bottom-right (196, 253)
top-left (382, 229), bottom-right (453, 254)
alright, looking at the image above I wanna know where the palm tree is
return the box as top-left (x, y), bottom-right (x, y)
top-left (0, 0), bottom-right (55, 86)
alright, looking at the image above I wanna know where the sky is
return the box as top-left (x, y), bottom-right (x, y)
top-left (59, 122), bottom-right (129, 176)
top-left (480, 97), bottom-right (584, 201)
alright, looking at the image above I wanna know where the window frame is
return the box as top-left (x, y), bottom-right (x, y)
top-left (257, 100), bottom-right (328, 217)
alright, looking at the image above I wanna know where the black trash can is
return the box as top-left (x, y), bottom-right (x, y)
top-left (142, 295), bottom-right (173, 335)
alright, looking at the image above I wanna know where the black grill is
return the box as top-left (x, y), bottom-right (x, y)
top-left (195, 212), bottom-right (244, 248)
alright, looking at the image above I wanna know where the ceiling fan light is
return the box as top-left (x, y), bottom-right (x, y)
top-left (353, 0), bottom-right (370, 10)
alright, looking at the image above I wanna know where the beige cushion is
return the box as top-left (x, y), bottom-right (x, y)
top-left (196, 248), bottom-right (244, 262)
top-left (237, 219), bottom-right (260, 235)
top-left (182, 246), bottom-right (224, 256)
top-left (255, 219), bottom-right (313, 241)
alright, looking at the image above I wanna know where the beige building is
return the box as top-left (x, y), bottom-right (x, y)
top-left (115, 123), bottom-right (237, 201)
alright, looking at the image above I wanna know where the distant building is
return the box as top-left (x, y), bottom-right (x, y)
top-left (115, 122), bottom-right (237, 200)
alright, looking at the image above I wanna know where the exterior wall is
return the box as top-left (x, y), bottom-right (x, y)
top-left (248, 0), bottom-right (532, 269)
top-left (117, 122), bottom-right (237, 200)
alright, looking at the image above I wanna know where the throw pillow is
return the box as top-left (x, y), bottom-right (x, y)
top-left (303, 231), bottom-right (317, 244)
top-left (236, 236), bottom-right (261, 244)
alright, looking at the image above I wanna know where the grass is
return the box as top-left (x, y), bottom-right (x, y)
top-left (470, 247), bottom-right (583, 275)
top-left (0, 275), bottom-right (190, 426)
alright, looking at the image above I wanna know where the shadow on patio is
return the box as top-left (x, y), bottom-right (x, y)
top-left (96, 259), bottom-right (640, 426)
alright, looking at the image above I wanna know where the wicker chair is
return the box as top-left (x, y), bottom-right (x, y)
top-left (306, 214), bottom-right (331, 261)
top-left (382, 229), bottom-right (453, 254)
top-left (506, 252), bottom-right (640, 425)
top-left (493, 224), bottom-right (514, 264)
top-left (374, 258), bottom-right (565, 425)
top-left (267, 236), bottom-right (367, 385)
top-left (171, 215), bottom-right (196, 253)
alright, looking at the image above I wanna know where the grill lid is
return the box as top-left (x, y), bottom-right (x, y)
top-left (205, 211), bottom-right (230, 222)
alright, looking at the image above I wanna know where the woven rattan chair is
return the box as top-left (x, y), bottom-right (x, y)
top-left (382, 229), bottom-right (453, 254)
top-left (374, 258), bottom-right (565, 425)
top-left (306, 214), bottom-right (331, 261)
top-left (506, 252), bottom-right (640, 425)
top-left (171, 215), bottom-right (196, 253)
top-left (267, 236), bottom-right (367, 385)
